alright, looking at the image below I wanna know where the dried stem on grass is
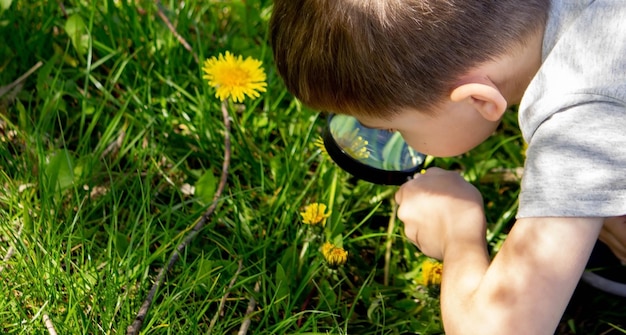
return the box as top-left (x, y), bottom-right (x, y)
top-left (237, 281), bottom-right (261, 335)
top-left (126, 100), bottom-right (231, 335)
top-left (154, 0), bottom-right (199, 64)
top-left (43, 314), bottom-right (58, 335)
top-left (125, 1), bottom-right (230, 332)
top-left (208, 259), bottom-right (244, 334)
top-left (0, 61), bottom-right (43, 98)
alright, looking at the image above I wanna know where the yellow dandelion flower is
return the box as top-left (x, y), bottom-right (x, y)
top-left (335, 129), bottom-right (370, 160)
top-left (321, 242), bottom-right (348, 267)
top-left (300, 203), bottom-right (330, 225)
top-left (421, 259), bottom-right (443, 286)
top-left (313, 136), bottom-right (330, 158)
top-left (321, 241), bottom-right (334, 256)
top-left (202, 51), bottom-right (267, 102)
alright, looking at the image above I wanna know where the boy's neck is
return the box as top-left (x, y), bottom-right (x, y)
top-left (494, 29), bottom-right (544, 106)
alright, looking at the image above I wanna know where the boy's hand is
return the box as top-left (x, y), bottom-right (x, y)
top-left (395, 168), bottom-right (487, 260)
top-left (599, 215), bottom-right (626, 264)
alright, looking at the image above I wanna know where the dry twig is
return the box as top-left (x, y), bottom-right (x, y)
top-left (237, 281), bottom-right (261, 335)
top-left (55, 0), bottom-right (67, 18)
top-left (154, 0), bottom-right (200, 64)
top-left (208, 259), bottom-right (244, 334)
top-left (43, 314), bottom-right (58, 335)
top-left (0, 61), bottom-right (43, 98)
top-left (479, 167), bottom-right (524, 184)
top-left (126, 100), bottom-right (232, 335)
top-left (126, 2), bottom-right (228, 332)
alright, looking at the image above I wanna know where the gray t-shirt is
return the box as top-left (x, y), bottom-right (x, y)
top-left (517, 0), bottom-right (626, 217)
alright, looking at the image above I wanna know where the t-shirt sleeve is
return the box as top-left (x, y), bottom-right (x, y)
top-left (518, 97), bottom-right (626, 218)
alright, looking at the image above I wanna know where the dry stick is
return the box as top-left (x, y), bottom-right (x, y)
top-left (154, 0), bottom-right (200, 64)
top-left (599, 326), bottom-right (619, 335)
top-left (126, 100), bottom-right (232, 335)
top-left (43, 314), bottom-right (58, 335)
top-left (55, 0), bottom-right (67, 18)
top-left (126, 3), bottom-right (212, 333)
top-left (296, 285), bottom-right (317, 328)
top-left (479, 167), bottom-right (524, 184)
top-left (207, 259), bottom-right (244, 334)
top-left (0, 61), bottom-right (43, 97)
top-left (237, 281), bottom-right (261, 335)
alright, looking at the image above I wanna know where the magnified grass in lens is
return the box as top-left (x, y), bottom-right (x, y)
top-left (336, 128), bottom-right (370, 161)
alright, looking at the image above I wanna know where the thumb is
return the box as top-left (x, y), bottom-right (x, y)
top-left (395, 188), bottom-right (403, 205)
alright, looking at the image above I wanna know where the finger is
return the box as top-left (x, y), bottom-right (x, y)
top-left (394, 187), bottom-right (403, 205)
top-left (394, 174), bottom-right (422, 205)
top-left (404, 224), bottom-right (419, 247)
top-left (599, 230), bottom-right (626, 264)
top-left (602, 216), bottom-right (626, 245)
top-left (603, 215), bottom-right (626, 233)
top-left (599, 217), bottom-right (626, 263)
top-left (599, 226), bottom-right (626, 254)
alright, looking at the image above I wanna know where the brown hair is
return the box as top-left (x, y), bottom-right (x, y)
top-left (270, 0), bottom-right (549, 118)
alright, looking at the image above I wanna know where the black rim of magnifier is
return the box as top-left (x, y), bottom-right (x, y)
top-left (322, 114), bottom-right (424, 185)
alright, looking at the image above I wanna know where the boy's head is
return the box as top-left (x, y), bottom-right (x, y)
top-left (270, 0), bottom-right (549, 119)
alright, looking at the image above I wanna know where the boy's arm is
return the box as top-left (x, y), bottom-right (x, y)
top-left (441, 216), bottom-right (601, 335)
top-left (395, 168), bottom-right (603, 335)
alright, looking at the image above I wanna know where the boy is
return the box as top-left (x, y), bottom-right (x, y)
top-left (270, 0), bottom-right (626, 334)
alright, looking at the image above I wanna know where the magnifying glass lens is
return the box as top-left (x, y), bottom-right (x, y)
top-left (323, 114), bottom-right (426, 185)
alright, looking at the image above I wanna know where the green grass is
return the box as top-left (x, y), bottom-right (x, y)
top-left (0, 1), bottom-right (624, 334)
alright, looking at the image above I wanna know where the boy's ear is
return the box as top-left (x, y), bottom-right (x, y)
top-left (449, 82), bottom-right (507, 121)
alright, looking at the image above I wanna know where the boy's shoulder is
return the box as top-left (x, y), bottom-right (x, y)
top-left (517, 0), bottom-right (626, 219)
top-left (521, 0), bottom-right (626, 136)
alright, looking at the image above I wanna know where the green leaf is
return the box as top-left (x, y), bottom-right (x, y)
top-left (318, 279), bottom-right (337, 309)
top-left (197, 258), bottom-right (214, 275)
top-left (65, 14), bottom-right (89, 55)
top-left (115, 232), bottom-right (130, 256)
top-left (0, 0), bottom-right (12, 11)
top-left (44, 149), bottom-right (75, 193)
top-left (331, 234), bottom-right (344, 247)
top-left (36, 57), bottom-right (57, 98)
top-left (194, 170), bottom-right (217, 205)
top-left (16, 99), bottom-right (28, 132)
top-left (274, 263), bottom-right (290, 308)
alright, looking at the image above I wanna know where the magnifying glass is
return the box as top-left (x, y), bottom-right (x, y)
top-left (322, 114), bottom-right (427, 185)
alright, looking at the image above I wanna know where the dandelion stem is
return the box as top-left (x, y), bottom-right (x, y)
top-left (298, 230), bottom-right (310, 276)
top-left (325, 169), bottom-right (339, 241)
